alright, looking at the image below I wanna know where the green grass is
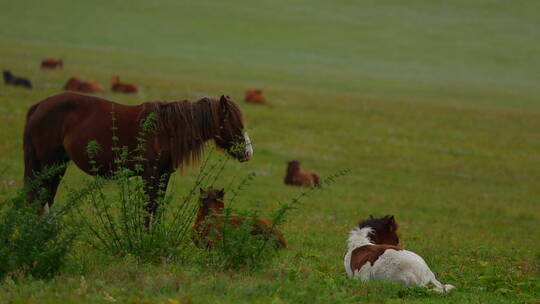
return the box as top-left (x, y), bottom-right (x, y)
top-left (1, 0), bottom-right (539, 303)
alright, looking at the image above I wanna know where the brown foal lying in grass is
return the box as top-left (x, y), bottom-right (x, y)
top-left (193, 188), bottom-right (287, 249)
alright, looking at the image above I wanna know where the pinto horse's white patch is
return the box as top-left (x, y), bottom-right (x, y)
top-left (344, 226), bottom-right (455, 293)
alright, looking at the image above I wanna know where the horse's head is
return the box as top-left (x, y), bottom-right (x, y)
top-left (214, 95), bottom-right (253, 162)
top-left (359, 215), bottom-right (399, 245)
top-left (287, 160), bottom-right (301, 173)
top-left (199, 188), bottom-right (225, 213)
top-left (3, 70), bottom-right (12, 80)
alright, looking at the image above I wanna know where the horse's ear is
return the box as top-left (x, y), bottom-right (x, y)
top-left (387, 215), bottom-right (398, 231)
top-left (218, 188), bottom-right (225, 198)
top-left (219, 95), bottom-right (228, 104)
top-left (219, 95), bottom-right (229, 114)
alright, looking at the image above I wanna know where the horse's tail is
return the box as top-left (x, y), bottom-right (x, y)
top-left (429, 273), bottom-right (455, 293)
top-left (23, 103), bottom-right (40, 183)
top-left (312, 173), bottom-right (320, 187)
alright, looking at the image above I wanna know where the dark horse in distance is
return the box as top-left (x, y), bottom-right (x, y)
top-left (3, 70), bottom-right (32, 88)
top-left (24, 92), bottom-right (253, 220)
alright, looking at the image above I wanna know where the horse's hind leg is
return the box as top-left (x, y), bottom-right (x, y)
top-left (38, 160), bottom-right (69, 215)
top-left (24, 140), bottom-right (69, 215)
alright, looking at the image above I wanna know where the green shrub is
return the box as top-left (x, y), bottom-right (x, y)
top-left (0, 164), bottom-right (100, 280)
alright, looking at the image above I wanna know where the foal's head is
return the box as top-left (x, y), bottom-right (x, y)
top-left (3, 70), bottom-right (13, 82)
top-left (287, 160), bottom-right (301, 173)
top-left (214, 95), bottom-right (253, 162)
top-left (199, 188), bottom-right (225, 214)
top-left (359, 215), bottom-right (399, 245)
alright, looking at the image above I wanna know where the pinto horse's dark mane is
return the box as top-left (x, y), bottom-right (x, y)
top-left (144, 97), bottom-right (245, 169)
top-left (358, 215), bottom-right (396, 230)
top-left (358, 215), bottom-right (399, 245)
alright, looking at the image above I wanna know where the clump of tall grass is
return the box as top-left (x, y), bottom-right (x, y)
top-left (0, 164), bottom-right (102, 280)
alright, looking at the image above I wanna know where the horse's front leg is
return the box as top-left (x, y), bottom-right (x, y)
top-left (142, 170), bottom-right (171, 228)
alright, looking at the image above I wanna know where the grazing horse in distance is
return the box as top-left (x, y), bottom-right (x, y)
top-left (3, 70), bottom-right (32, 89)
top-left (344, 215), bottom-right (455, 293)
top-left (193, 188), bottom-right (287, 249)
top-left (284, 160), bottom-right (320, 187)
top-left (63, 77), bottom-right (104, 93)
top-left (24, 92), bottom-right (253, 221)
top-left (244, 89), bottom-right (266, 104)
top-left (41, 59), bottom-right (63, 69)
top-left (111, 75), bottom-right (138, 93)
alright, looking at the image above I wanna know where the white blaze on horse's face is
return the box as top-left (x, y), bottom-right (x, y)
top-left (240, 132), bottom-right (253, 162)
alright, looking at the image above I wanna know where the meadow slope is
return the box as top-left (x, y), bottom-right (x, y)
top-left (0, 1), bottom-right (539, 303)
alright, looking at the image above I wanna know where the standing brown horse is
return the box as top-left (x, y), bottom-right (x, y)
top-left (41, 59), bottom-right (63, 69)
top-left (24, 92), bottom-right (253, 219)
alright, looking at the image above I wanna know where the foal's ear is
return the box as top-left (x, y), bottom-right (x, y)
top-left (217, 188), bottom-right (225, 198)
top-left (387, 215), bottom-right (398, 231)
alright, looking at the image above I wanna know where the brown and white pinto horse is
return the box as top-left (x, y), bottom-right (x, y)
top-left (23, 92), bottom-right (253, 220)
top-left (344, 215), bottom-right (455, 292)
top-left (244, 89), bottom-right (266, 104)
top-left (63, 77), bottom-right (104, 93)
top-left (193, 188), bottom-right (287, 249)
top-left (41, 59), bottom-right (63, 69)
top-left (111, 75), bottom-right (138, 93)
top-left (284, 160), bottom-right (320, 187)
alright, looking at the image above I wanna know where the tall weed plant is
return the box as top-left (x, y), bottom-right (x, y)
top-left (0, 164), bottom-right (102, 280)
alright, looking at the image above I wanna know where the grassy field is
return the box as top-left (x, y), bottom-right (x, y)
top-left (1, 0), bottom-right (539, 303)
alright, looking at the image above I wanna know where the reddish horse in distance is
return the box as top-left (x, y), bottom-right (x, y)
top-left (284, 160), bottom-right (320, 187)
top-left (63, 77), bottom-right (104, 93)
top-left (23, 92), bottom-right (253, 222)
top-left (244, 89), bottom-right (266, 104)
top-left (41, 59), bottom-right (63, 69)
top-left (111, 75), bottom-right (138, 93)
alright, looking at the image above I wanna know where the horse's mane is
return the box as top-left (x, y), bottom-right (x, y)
top-left (144, 97), bottom-right (244, 169)
top-left (358, 215), bottom-right (397, 233)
